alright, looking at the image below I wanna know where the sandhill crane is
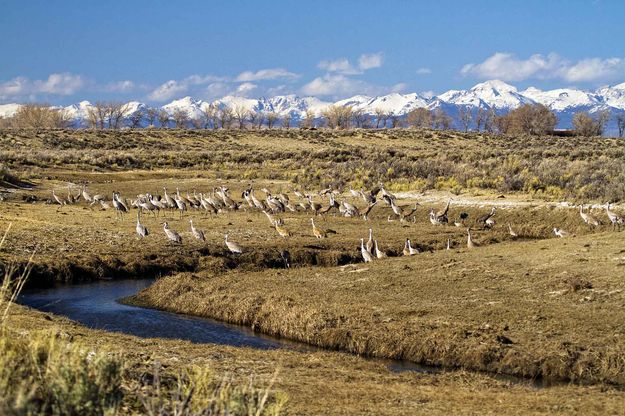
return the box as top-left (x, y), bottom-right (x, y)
top-left (293, 189), bottom-right (305, 199)
top-left (112, 192), bottom-right (129, 220)
top-left (99, 200), bottom-right (111, 210)
top-left (454, 212), bottom-right (469, 227)
top-left (66, 186), bottom-right (81, 204)
top-left (225, 234), bottom-right (243, 254)
top-left (349, 188), bottom-right (361, 198)
top-left (163, 221), bottom-right (182, 244)
top-left (446, 238), bottom-right (451, 250)
top-left (307, 195), bottom-right (322, 215)
top-left (380, 186), bottom-right (396, 202)
top-left (432, 200), bottom-right (451, 224)
top-left (362, 201), bottom-right (377, 221)
top-left (374, 240), bottom-right (387, 259)
top-left (365, 229), bottom-right (374, 253)
top-left (467, 228), bottom-right (478, 249)
top-left (173, 195), bottom-right (187, 219)
top-left (361, 238), bottom-right (374, 263)
top-left (605, 203), bottom-right (623, 230)
top-left (403, 239), bottom-right (419, 256)
top-left (476, 207), bottom-right (496, 229)
top-left (320, 195), bottom-right (340, 215)
top-left (81, 186), bottom-right (94, 204)
top-left (163, 187), bottom-right (177, 210)
top-left (553, 227), bottom-right (573, 238)
top-left (273, 220), bottom-right (292, 238)
top-left (136, 211), bottom-right (149, 238)
top-left (280, 250), bottom-right (291, 268)
top-left (311, 218), bottom-right (327, 239)
top-left (360, 186), bottom-right (379, 204)
top-left (579, 205), bottom-right (600, 228)
top-left (262, 210), bottom-right (283, 226)
top-left (189, 219), bottom-right (206, 242)
top-left (508, 224), bottom-right (518, 238)
top-left (51, 190), bottom-right (65, 206)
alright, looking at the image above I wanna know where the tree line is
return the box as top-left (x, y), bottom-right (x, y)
top-left (1, 101), bottom-right (624, 137)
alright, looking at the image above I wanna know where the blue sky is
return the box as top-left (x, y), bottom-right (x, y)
top-left (1, 0), bottom-right (624, 104)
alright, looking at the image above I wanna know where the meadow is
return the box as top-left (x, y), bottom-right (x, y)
top-left (1, 128), bottom-right (625, 414)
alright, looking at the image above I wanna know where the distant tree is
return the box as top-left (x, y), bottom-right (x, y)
top-left (218, 107), bottom-right (233, 129)
top-left (483, 108), bottom-right (496, 133)
top-left (459, 106), bottom-right (472, 132)
top-left (616, 113), bottom-right (625, 138)
top-left (266, 112), bottom-right (279, 129)
top-left (107, 102), bottom-right (130, 129)
top-left (254, 111), bottom-right (265, 129)
top-left (352, 109), bottom-right (367, 128)
top-left (573, 110), bottom-right (610, 136)
top-left (248, 111), bottom-right (259, 129)
top-left (374, 108), bottom-right (388, 128)
top-left (172, 109), bottom-right (189, 128)
top-left (494, 113), bottom-right (511, 134)
top-left (233, 106), bottom-right (250, 129)
top-left (406, 107), bottom-right (431, 128)
top-left (322, 105), bottom-right (353, 129)
top-left (301, 110), bottom-right (315, 129)
top-left (475, 107), bottom-right (486, 132)
top-left (190, 116), bottom-right (203, 129)
top-left (281, 114), bottom-right (292, 129)
top-left (128, 109), bottom-right (144, 129)
top-left (506, 104), bottom-right (557, 135)
top-left (198, 104), bottom-right (216, 129)
top-left (389, 114), bottom-right (403, 128)
top-left (146, 107), bottom-right (158, 127)
top-left (158, 110), bottom-right (170, 128)
top-left (432, 108), bottom-right (452, 130)
top-left (10, 104), bottom-right (72, 129)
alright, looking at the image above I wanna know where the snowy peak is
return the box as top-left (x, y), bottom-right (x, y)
top-left (522, 87), bottom-right (600, 111)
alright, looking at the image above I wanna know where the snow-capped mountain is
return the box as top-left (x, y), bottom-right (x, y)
top-left (2, 80), bottom-right (625, 134)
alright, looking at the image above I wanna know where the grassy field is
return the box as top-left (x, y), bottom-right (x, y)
top-left (2, 128), bottom-right (625, 413)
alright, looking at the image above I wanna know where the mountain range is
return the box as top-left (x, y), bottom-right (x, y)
top-left (1, 80), bottom-right (624, 134)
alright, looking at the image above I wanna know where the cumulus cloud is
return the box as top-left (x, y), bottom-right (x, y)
top-left (148, 80), bottom-right (188, 101)
top-left (235, 68), bottom-right (298, 82)
top-left (416, 67), bottom-right (432, 75)
top-left (317, 53), bottom-right (384, 75)
top-left (358, 53), bottom-right (383, 70)
top-left (461, 52), bottom-right (625, 84)
top-left (300, 74), bottom-right (397, 98)
top-left (104, 80), bottom-right (135, 93)
top-left (235, 82), bottom-right (257, 96)
top-left (0, 73), bottom-right (86, 100)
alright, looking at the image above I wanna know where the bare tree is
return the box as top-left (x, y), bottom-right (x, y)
top-left (190, 116), bottom-right (203, 129)
top-left (459, 106), bottom-right (472, 132)
top-left (484, 108), bottom-right (496, 133)
top-left (322, 105), bottom-right (353, 129)
top-left (504, 104), bottom-right (557, 135)
top-left (200, 104), bottom-right (219, 129)
top-left (573, 110), bottom-right (610, 136)
top-left (254, 111), bottom-right (265, 129)
top-left (233, 106), bottom-right (250, 129)
top-left (616, 113), bottom-right (625, 138)
top-left (128, 109), bottom-right (144, 129)
top-left (374, 108), bottom-right (388, 128)
top-left (475, 107), bottom-right (487, 132)
top-left (218, 107), bottom-right (234, 129)
top-left (352, 109), bottom-right (367, 128)
top-left (281, 113), bottom-right (292, 129)
top-left (266, 112), bottom-right (279, 129)
top-left (248, 111), bottom-right (259, 129)
top-left (301, 110), bottom-right (315, 129)
top-left (389, 114), bottom-right (403, 128)
top-left (107, 102), bottom-right (130, 129)
top-left (406, 107), bottom-right (431, 128)
top-left (9, 104), bottom-right (73, 129)
top-left (146, 107), bottom-right (158, 127)
top-left (172, 109), bottom-right (189, 128)
top-left (432, 108), bottom-right (452, 130)
top-left (158, 110), bottom-right (170, 128)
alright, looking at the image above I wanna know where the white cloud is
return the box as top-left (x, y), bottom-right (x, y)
top-left (358, 53), bottom-right (383, 70)
top-left (461, 52), bottom-right (625, 84)
top-left (416, 67), bottom-right (432, 75)
top-left (390, 83), bottom-right (407, 93)
top-left (421, 90), bottom-right (435, 99)
top-left (104, 80), bottom-right (135, 93)
top-left (0, 73), bottom-right (86, 100)
top-left (236, 82), bottom-right (257, 96)
top-left (148, 80), bottom-right (188, 101)
top-left (301, 74), bottom-right (368, 96)
top-left (563, 58), bottom-right (625, 83)
top-left (235, 68), bottom-right (298, 82)
top-left (317, 53), bottom-right (384, 75)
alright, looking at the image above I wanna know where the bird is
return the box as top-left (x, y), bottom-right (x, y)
top-left (280, 250), bottom-right (291, 268)
top-left (403, 239), bottom-right (419, 256)
top-left (311, 218), bottom-right (327, 239)
top-left (553, 227), bottom-right (573, 238)
top-left (361, 238), bottom-right (374, 263)
top-left (136, 211), bottom-right (149, 238)
top-left (365, 229), bottom-right (374, 253)
top-left (51, 190), bottom-right (65, 206)
top-left (112, 192), bottom-right (129, 220)
top-left (273, 220), bottom-right (292, 238)
top-left (81, 186), bottom-right (94, 204)
top-left (362, 201), bottom-right (377, 221)
top-left (430, 200), bottom-right (451, 225)
top-left (163, 221), bottom-right (182, 244)
top-left (307, 195), bottom-right (322, 215)
top-left (579, 205), bottom-right (601, 228)
top-left (374, 240), bottom-right (387, 259)
top-left (446, 238), bottom-right (451, 250)
top-left (476, 207), bottom-right (496, 229)
top-left (454, 212), bottom-right (469, 227)
top-left (225, 234), bottom-right (243, 254)
top-left (605, 202), bottom-right (624, 230)
top-left (508, 224), bottom-right (518, 238)
top-left (189, 219), bottom-right (206, 242)
top-left (467, 228), bottom-right (478, 249)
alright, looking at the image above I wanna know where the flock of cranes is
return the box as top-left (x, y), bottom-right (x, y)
top-left (50, 183), bottom-right (624, 264)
